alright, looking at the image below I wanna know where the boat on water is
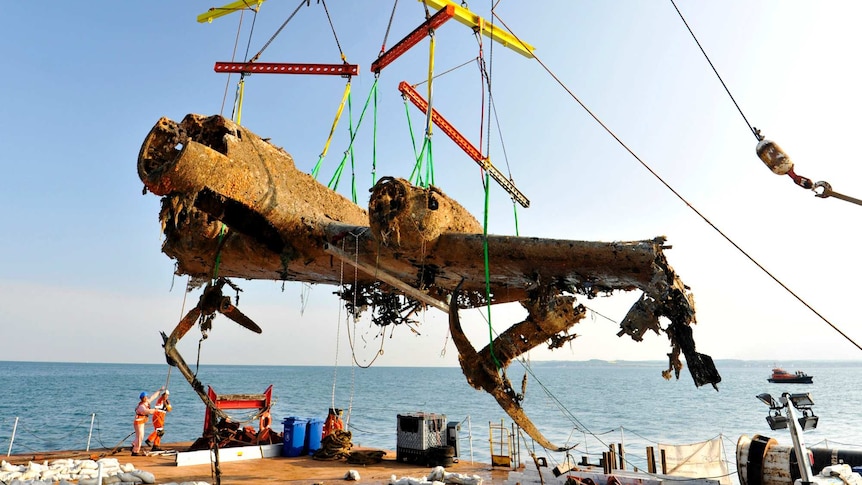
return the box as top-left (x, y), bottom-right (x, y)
top-left (767, 367), bottom-right (814, 384)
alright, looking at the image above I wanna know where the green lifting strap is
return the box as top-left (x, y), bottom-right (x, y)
top-left (372, 81), bottom-right (378, 186)
top-left (327, 79), bottom-right (379, 201)
top-left (512, 200), bottom-right (520, 236)
top-left (482, 170), bottom-right (501, 369)
top-left (425, 140), bottom-right (434, 187)
top-left (212, 223), bottom-right (227, 280)
top-left (403, 98), bottom-right (420, 169)
top-left (408, 137), bottom-right (432, 187)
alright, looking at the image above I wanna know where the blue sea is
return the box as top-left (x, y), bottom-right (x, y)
top-left (2, 360), bottom-right (861, 479)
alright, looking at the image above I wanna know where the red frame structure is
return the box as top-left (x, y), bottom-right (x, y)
top-left (203, 384), bottom-right (273, 434)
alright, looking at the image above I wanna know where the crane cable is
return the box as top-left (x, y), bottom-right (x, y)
top-left (479, 1), bottom-right (500, 369)
top-left (220, 10), bottom-right (247, 117)
top-left (671, 1), bottom-right (862, 206)
top-left (668, 1), bottom-right (862, 350)
top-left (491, 12), bottom-right (862, 354)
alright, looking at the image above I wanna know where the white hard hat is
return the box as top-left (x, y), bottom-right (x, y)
top-left (164, 390), bottom-right (169, 396)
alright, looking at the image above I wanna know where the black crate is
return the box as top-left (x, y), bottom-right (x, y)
top-left (396, 412), bottom-right (446, 462)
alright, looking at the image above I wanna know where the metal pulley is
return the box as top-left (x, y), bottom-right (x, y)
top-left (754, 128), bottom-right (862, 206)
top-left (756, 137), bottom-right (793, 176)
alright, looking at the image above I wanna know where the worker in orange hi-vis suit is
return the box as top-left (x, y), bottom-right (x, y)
top-left (145, 390), bottom-right (172, 451)
top-left (322, 408), bottom-right (344, 439)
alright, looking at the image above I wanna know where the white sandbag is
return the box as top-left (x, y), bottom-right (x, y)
top-left (99, 458), bottom-right (121, 468)
top-left (121, 463), bottom-right (137, 472)
top-left (344, 469), bottom-right (361, 481)
top-left (821, 465), bottom-right (853, 478)
top-left (0, 471), bottom-right (22, 481)
top-left (119, 471), bottom-right (144, 483)
top-left (20, 469), bottom-right (42, 480)
top-left (130, 469), bottom-right (156, 484)
top-left (50, 459), bottom-right (74, 468)
top-left (79, 460), bottom-right (99, 470)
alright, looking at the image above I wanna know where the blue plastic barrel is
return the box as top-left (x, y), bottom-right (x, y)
top-left (282, 417), bottom-right (308, 457)
top-left (305, 417), bottom-right (324, 454)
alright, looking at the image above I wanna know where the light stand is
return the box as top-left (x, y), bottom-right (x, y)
top-left (756, 392), bottom-right (818, 485)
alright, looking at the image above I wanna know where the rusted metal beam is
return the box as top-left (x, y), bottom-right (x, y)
top-left (214, 61), bottom-right (359, 76)
top-left (371, 5), bottom-right (455, 73)
top-left (398, 81), bottom-right (530, 207)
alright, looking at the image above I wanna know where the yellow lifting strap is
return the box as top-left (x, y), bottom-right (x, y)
top-left (198, 0), bottom-right (267, 23)
top-left (234, 77), bottom-right (246, 125)
top-left (320, 81), bottom-right (352, 160)
top-left (424, 24), bottom-right (436, 139)
top-left (418, 0), bottom-right (535, 58)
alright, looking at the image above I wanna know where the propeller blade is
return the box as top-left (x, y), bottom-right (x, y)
top-left (219, 297), bottom-right (263, 334)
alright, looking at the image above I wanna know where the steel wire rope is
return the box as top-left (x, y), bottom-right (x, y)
top-left (412, 57), bottom-right (479, 88)
top-left (487, 93), bottom-right (520, 235)
top-left (320, 0), bottom-right (346, 61)
top-left (491, 13), bottom-right (862, 354)
top-left (669, 0), bottom-right (757, 140)
top-left (472, 1), bottom-right (501, 370)
top-left (340, 231), bottom-right (386, 370)
top-left (468, 13), bottom-right (522, 234)
top-left (248, 0), bottom-right (305, 63)
top-left (331, 234), bottom-right (346, 414)
top-left (220, 10), bottom-right (246, 116)
top-left (229, 1), bottom-right (263, 122)
top-left (13, 414), bottom-right (95, 448)
top-left (379, 0), bottom-right (400, 55)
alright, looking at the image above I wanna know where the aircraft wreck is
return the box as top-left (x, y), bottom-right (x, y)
top-left (138, 113), bottom-right (721, 451)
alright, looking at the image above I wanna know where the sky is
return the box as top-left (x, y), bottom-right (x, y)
top-left (1, 1), bottom-right (861, 371)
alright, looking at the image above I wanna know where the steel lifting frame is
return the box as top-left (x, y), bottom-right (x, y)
top-left (198, 0), bottom-right (267, 23)
top-left (372, 5), bottom-right (456, 74)
top-left (417, 0), bottom-right (534, 58)
top-left (214, 62), bottom-right (359, 77)
top-left (398, 81), bottom-right (530, 208)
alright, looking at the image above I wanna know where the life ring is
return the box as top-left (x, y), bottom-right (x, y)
top-left (259, 411), bottom-right (272, 430)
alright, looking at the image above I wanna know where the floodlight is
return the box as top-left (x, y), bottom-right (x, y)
top-left (789, 393), bottom-right (814, 408)
top-left (757, 393), bottom-right (779, 409)
top-left (766, 414), bottom-right (789, 430)
top-left (798, 414), bottom-right (819, 431)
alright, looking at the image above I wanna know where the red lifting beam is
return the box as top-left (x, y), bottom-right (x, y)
top-left (214, 62), bottom-right (359, 76)
top-left (398, 81), bottom-right (530, 207)
top-left (399, 80), bottom-right (482, 161)
top-left (371, 5), bottom-right (455, 74)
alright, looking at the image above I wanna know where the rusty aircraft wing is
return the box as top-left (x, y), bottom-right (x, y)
top-left (139, 114), bottom-right (679, 311)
